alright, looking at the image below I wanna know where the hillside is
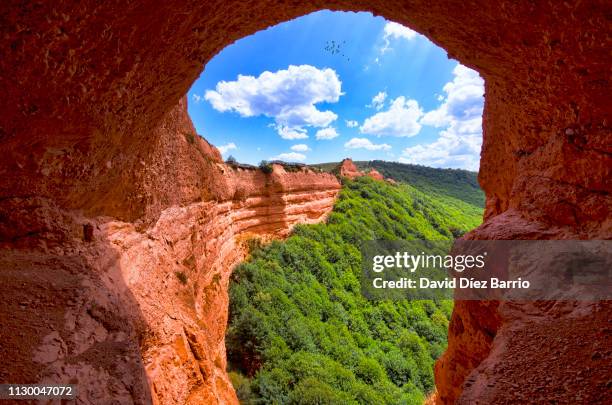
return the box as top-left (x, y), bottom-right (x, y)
top-left (226, 175), bottom-right (484, 404)
top-left (314, 160), bottom-right (484, 208)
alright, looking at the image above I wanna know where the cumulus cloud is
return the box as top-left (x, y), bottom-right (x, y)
top-left (360, 96), bottom-right (423, 137)
top-left (381, 22), bottom-right (417, 53)
top-left (399, 133), bottom-right (481, 170)
top-left (204, 65), bottom-right (342, 139)
top-left (217, 142), bottom-right (237, 155)
top-left (315, 127), bottom-right (339, 140)
top-left (420, 64), bottom-right (484, 128)
top-left (402, 64), bottom-right (484, 170)
top-left (367, 91), bottom-right (387, 110)
top-left (270, 152), bottom-right (306, 162)
top-left (344, 137), bottom-right (391, 151)
top-left (345, 119), bottom-right (358, 128)
top-left (275, 125), bottom-right (309, 140)
top-left (290, 144), bottom-right (310, 152)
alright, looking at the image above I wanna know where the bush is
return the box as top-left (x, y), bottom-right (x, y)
top-left (449, 226), bottom-right (465, 239)
top-left (245, 237), bottom-right (264, 254)
top-left (183, 131), bottom-right (195, 144)
top-left (226, 155), bottom-right (237, 164)
top-left (228, 371), bottom-right (256, 404)
top-left (355, 357), bottom-right (385, 384)
top-left (288, 378), bottom-right (354, 405)
top-left (259, 160), bottom-right (273, 174)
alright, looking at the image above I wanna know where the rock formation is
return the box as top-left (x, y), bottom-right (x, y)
top-left (0, 1), bottom-right (610, 404)
top-left (0, 99), bottom-right (340, 404)
top-left (338, 158), bottom-right (364, 179)
top-left (366, 168), bottom-right (384, 181)
top-left (337, 159), bottom-right (386, 181)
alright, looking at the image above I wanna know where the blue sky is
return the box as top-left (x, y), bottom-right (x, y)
top-left (188, 11), bottom-right (484, 170)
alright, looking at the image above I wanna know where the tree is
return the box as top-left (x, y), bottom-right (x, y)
top-left (259, 160), bottom-right (273, 174)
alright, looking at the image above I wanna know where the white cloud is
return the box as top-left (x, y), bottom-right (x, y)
top-left (315, 127), bottom-right (339, 140)
top-left (270, 152), bottom-right (306, 162)
top-left (290, 144), bottom-right (310, 152)
top-left (217, 142), bottom-right (237, 155)
top-left (399, 132), bottom-right (481, 170)
top-left (381, 22), bottom-right (417, 53)
top-left (344, 137), bottom-right (391, 151)
top-left (345, 119), bottom-right (358, 128)
top-left (275, 125), bottom-right (309, 140)
top-left (402, 64), bottom-right (485, 170)
top-left (420, 64), bottom-right (484, 128)
top-left (368, 91), bottom-right (387, 110)
top-left (192, 94), bottom-right (204, 103)
top-left (360, 96), bottom-right (423, 137)
top-left (204, 65), bottom-right (342, 139)
top-left (384, 22), bottom-right (417, 41)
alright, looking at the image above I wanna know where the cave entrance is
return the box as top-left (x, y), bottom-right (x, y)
top-left (3, 1), bottom-right (606, 404)
top-left (186, 10), bottom-right (485, 404)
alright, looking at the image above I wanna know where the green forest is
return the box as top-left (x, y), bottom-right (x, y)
top-left (226, 165), bottom-right (484, 404)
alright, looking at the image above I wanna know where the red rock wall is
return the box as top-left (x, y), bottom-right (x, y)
top-left (0, 99), bottom-right (340, 404)
top-left (1, 1), bottom-right (610, 404)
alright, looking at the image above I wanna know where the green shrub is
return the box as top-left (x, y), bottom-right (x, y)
top-left (288, 378), bottom-right (355, 405)
top-left (245, 237), bottom-right (263, 254)
top-left (183, 131), bottom-right (195, 144)
top-left (259, 160), bottom-right (273, 174)
top-left (228, 371), bottom-right (256, 404)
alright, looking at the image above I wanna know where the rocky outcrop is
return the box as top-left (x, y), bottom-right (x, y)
top-left (367, 168), bottom-right (384, 181)
top-left (337, 159), bottom-right (386, 181)
top-left (435, 213), bottom-right (612, 404)
top-left (338, 158), bottom-right (364, 179)
top-left (1, 1), bottom-right (610, 404)
top-left (111, 164), bottom-right (339, 404)
top-left (0, 99), bottom-right (340, 404)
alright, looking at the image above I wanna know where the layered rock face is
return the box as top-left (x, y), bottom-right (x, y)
top-left (0, 99), bottom-right (340, 404)
top-left (1, 1), bottom-right (610, 404)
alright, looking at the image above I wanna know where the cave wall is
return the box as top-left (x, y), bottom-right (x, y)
top-left (0, 97), bottom-right (341, 403)
top-left (1, 0), bottom-right (610, 404)
top-left (2, 0), bottom-right (609, 228)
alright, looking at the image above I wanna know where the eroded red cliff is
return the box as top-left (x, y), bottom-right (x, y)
top-left (0, 100), bottom-right (340, 404)
top-left (0, 1), bottom-right (610, 404)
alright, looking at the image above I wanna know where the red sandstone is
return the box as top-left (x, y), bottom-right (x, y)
top-left (0, 1), bottom-right (610, 404)
top-left (367, 168), bottom-right (384, 181)
top-left (0, 100), bottom-right (340, 404)
top-left (338, 158), bottom-right (364, 179)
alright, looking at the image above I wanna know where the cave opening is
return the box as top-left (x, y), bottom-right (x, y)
top-left (2, 1), bottom-right (607, 404)
top-left (186, 10), bottom-right (485, 404)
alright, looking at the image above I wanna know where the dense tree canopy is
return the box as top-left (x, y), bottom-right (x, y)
top-left (227, 174), bottom-right (483, 404)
